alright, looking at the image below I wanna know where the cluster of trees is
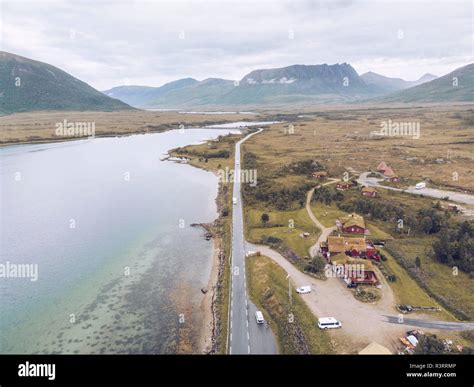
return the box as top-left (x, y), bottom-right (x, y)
top-left (243, 152), bottom-right (258, 169)
top-left (174, 146), bottom-right (230, 161)
top-left (311, 186), bottom-right (344, 205)
top-left (304, 255), bottom-right (326, 274)
top-left (243, 178), bottom-right (312, 210)
top-left (338, 198), bottom-right (446, 235)
top-left (414, 334), bottom-right (473, 354)
top-left (432, 221), bottom-right (474, 274)
top-left (338, 197), bottom-right (404, 222)
top-left (281, 159), bottom-right (325, 176)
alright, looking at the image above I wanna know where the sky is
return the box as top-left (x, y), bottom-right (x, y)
top-left (1, 0), bottom-right (473, 90)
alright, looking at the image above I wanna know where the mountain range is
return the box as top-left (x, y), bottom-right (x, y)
top-left (1, 51), bottom-right (472, 114)
top-left (103, 64), bottom-right (456, 108)
top-left (360, 72), bottom-right (438, 93)
top-left (0, 51), bottom-right (133, 114)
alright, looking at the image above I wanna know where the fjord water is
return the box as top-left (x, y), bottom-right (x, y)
top-left (0, 128), bottom-right (238, 354)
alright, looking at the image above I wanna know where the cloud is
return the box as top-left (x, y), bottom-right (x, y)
top-left (2, 0), bottom-right (472, 89)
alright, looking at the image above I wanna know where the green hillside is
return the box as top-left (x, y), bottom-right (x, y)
top-left (0, 51), bottom-right (134, 114)
top-left (378, 64), bottom-right (473, 103)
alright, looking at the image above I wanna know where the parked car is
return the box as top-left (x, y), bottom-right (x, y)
top-left (415, 182), bottom-right (426, 190)
top-left (232, 197), bottom-right (237, 205)
top-left (317, 317), bottom-right (342, 329)
top-left (255, 311), bottom-right (264, 324)
top-left (296, 286), bottom-right (311, 294)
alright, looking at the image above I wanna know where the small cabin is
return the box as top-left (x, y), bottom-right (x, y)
top-left (312, 171), bottom-right (328, 179)
top-left (361, 186), bottom-right (377, 197)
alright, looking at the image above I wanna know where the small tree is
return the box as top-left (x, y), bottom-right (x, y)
top-left (415, 256), bottom-right (421, 270)
top-left (261, 213), bottom-right (270, 227)
top-left (305, 256), bottom-right (326, 273)
top-left (414, 334), bottom-right (446, 354)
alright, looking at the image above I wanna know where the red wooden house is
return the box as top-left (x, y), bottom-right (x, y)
top-left (312, 171), bottom-right (328, 179)
top-left (338, 213), bottom-right (367, 234)
top-left (336, 182), bottom-right (353, 191)
top-left (331, 255), bottom-right (378, 285)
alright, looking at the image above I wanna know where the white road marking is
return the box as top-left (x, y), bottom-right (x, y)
top-left (248, 344), bottom-right (250, 354)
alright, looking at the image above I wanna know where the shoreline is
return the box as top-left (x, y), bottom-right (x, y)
top-left (197, 236), bottom-right (222, 353)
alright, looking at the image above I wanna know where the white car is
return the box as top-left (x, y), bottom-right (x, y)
top-left (317, 317), bottom-right (342, 329)
top-left (232, 197), bottom-right (237, 205)
top-left (255, 311), bottom-right (264, 324)
top-left (296, 286), bottom-right (311, 294)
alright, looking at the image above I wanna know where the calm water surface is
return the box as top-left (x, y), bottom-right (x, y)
top-left (0, 128), bottom-right (239, 353)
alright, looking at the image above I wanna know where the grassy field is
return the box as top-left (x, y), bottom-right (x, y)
top-left (0, 110), bottom-right (258, 144)
top-left (245, 207), bottom-right (320, 264)
top-left (310, 201), bottom-right (393, 240)
top-left (246, 255), bottom-right (333, 354)
top-left (310, 202), bottom-right (346, 228)
top-left (170, 132), bottom-right (242, 172)
top-left (239, 105), bottom-right (473, 326)
top-left (387, 238), bottom-right (474, 320)
top-left (242, 105), bottom-right (474, 192)
top-left (379, 249), bottom-right (453, 320)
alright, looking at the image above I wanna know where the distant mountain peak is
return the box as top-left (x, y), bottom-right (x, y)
top-left (375, 63), bottom-right (473, 103)
top-left (417, 73), bottom-right (438, 82)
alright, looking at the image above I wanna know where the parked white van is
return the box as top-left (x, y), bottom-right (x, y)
top-left (255, 311), bottom-right (264, 324)
top-left (232, 197), bottom-right (238, 205)
top-left (317, 317), bottom-right (342, 329)
top-left (415, 182), bottom-right (426, 190)
top-left (296, 286), bottom-right (311, 294)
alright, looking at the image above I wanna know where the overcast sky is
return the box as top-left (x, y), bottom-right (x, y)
top-left (1, 0), bottom-right (472, 90)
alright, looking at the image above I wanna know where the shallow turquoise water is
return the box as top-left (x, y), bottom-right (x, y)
top-left (0, 128), bottom-right (238, 353)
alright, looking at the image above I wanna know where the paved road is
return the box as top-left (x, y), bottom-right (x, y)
top-left (357, 172), bottom-right (474, 216)
top-left (383, 316), bottom-right (474, 331)
top-left (229, 128), bottom-right (277, 354)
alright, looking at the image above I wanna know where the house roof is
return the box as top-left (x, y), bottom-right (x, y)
top-left (377, 162), bottom-right (388, 171)
top-left (383, 167), bottom-right (396, 177)
top-left (344, 237), bottom-right (367, 252)
top-left (359, 342), bottom-right (392, 355)
top-left (327, 236), bottom-right (345, 253)
top-left (331, 255), bottom-right (374, 271)
top-left (340, 213), bottom-right (366, 229)
top-left (327, 236), bottom-right (367, 253)
top-left (312, 171), bottom-right (328, 177)
top-left (362, 186), bottom-right (377, 193)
